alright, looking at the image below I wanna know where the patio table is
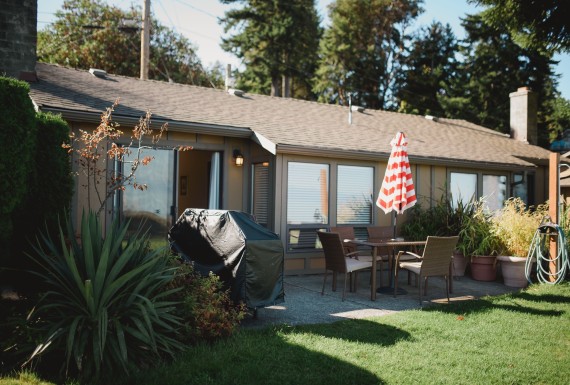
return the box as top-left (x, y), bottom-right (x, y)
top-left (346, 239), bottom-right (426, 301)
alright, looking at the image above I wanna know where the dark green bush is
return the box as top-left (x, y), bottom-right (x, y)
top-left (25, 212), bottom-right (184, 382)
top-left (0, 77), bottom-right (37, 264)
top-left (165, 261), bottom-right (247, 344)
top-left (10, 112), bottom-right (73, 289)
top-left (0, 295), bottom-right (40, 375)
top-left (401, 194), bottom-right (475, 244)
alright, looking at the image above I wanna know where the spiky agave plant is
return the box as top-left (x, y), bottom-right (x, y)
top-left (25, 211), bottom-right (183, 381)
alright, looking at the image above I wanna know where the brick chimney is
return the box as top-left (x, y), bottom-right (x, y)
top-left (0, 0), bottom-right (37, 80)
top-left (509, 87), bottom-right (537, 145)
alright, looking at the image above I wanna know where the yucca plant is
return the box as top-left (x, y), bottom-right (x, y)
top-left (25, 211), bottom-right (184, 381)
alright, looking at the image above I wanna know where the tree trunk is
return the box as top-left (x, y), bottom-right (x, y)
top-left (271, 76), bottom-right (281, 97)
top-left (282, 75), bottom-right (290, 98)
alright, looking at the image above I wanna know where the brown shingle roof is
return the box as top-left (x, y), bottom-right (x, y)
top-left (29, 62), bottom-right (551, 169)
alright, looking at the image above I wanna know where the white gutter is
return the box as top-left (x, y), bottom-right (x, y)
top-left (39, 107), bottom-right (253, 138)
top-left (252, 131), bottom-right (276, 155)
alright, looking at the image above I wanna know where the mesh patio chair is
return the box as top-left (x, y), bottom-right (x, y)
top-left (317, 231), bottom-right (374, 301)
top-left (330, 226), bottom-right (358, 254)
top-left (331, 226), bottom-right (388, 287)
top-left (394, 236), bottom-right (459, 305)
top-left (366, 226), bottom-right (395, 243)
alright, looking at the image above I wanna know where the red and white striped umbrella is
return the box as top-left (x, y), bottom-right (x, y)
top-left (376, 131), bottom-right (417, 214)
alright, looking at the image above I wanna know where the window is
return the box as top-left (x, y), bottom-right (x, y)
top-left (512, 172), bottom-right (535, 205)
top-left (286, 162), bottom-right (329, 252)
top-left (337, 165), bottom-right (373, 224)
top-left (287, 162), bottom-right (329, 224)
top-left (450, 172), bottom-right (477, 208)
top-left (449, 171), bottom-right (510, 211)
top-left (252, 162), bottom-right (269, 227)
top-left (483, 174), bottom-right (507, 211)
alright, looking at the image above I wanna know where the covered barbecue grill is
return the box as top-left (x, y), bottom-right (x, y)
top-left (168, 208), bottom-right (284, 309)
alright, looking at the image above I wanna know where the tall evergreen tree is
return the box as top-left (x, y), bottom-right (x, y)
top-left (38, 0), bottom-right (221, 87)
top-left (470, 0), bottom-right (570, 54)
top-left (439, 14), bottom-right (557, 146)
top-left (220, 0), bottom-right (322, 98)
top-left (397, 22), bottom-right (458, 116)
top-left (313, 0), bottom-right (422, 109)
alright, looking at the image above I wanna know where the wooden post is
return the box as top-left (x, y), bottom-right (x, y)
top-left (140, 0), bottom-right (150, 80)
top-left (549, 152), bottom-right (560, 282)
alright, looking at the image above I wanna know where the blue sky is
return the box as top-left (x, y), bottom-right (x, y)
top-left (37, 0), bottom-right (570, 100)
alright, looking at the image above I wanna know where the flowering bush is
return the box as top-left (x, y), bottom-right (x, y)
top-left (165, 261), bottom-right (247, 344)
top-left (63, 99), bottom-right (191, 215)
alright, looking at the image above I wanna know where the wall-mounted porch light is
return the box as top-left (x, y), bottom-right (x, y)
top-left (233, 149), bottom-right (244, 166)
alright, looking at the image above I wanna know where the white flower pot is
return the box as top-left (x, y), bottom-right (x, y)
top-left (497, 256), bottom-right (529, 288)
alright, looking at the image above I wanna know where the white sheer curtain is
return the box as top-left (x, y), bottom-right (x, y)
top-left (208, 152), bottom-right (220, 209)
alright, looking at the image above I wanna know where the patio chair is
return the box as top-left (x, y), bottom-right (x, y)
top-left (394, 236), bottom-right (459, 305)
top-left (330, 226), bottom-right (357, 253)
top-left (331, 226), bottom-right (389, 287)
top-left (317, 231), bottom-right (374, 301)
top-left (366, 226), bottom-right (394, 243)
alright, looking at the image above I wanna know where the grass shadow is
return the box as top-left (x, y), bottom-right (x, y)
top-left (515, 292), bottom-right (570, 304)
top-left (422, 289), bottom-right (567, 317)
top-left (121, 325), bottom-right (384, 385)
top-left (286, 318), bottom-right (411, 346)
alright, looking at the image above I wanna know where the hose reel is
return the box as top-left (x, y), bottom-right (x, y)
top-left (525, 216), bottom-right (569, 284)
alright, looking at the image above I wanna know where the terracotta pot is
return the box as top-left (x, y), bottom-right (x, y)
top-left (470, 255), bottom-right (497, 281)
top-left (452, 251), bottom-right (468, 277)
top-left (497, 256), bottom-right (529, 288)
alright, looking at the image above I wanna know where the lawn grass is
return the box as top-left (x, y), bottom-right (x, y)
top-left (3, 283), bottom-right (570, 385)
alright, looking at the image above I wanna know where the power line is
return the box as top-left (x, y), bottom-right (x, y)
top-left (172, 0), bottom-right (218, 19)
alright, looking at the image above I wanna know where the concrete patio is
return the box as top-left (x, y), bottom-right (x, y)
top-left (242, 270), bottom-right (521, 328)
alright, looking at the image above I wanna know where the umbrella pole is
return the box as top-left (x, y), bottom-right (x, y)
top-left (392, 212), bottom-right (397, 238)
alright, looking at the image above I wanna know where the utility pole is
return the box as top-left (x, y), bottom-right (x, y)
top-left (140, 0), bottom-right (150, 80)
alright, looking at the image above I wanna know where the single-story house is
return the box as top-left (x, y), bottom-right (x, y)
top-left (27, 62), bottom-right (552, 274)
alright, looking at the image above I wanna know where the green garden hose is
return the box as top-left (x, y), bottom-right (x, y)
top-left (525, 222), bottom-right (569, 284)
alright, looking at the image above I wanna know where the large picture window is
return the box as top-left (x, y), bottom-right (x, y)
top-left (449, 171), bottom-right (510, 211)
top-left (337, 165), bottom-right (373, 224)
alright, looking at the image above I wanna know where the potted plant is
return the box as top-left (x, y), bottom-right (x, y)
top-left (401, 194), bottom-right (473, 277)
top-left (458, 199), bottom-right (502, 281)
top-left (446, 197), bottom-right (477, 277)
top-left (491, 197), bottom-right (547, 287)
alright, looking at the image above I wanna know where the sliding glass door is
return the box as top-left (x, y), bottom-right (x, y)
top-left (121, 148), bottom-right (176, 247)
top-left (119, 148), bottom-right (223, 247)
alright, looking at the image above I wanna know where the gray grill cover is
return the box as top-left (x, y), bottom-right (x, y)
top-left (168, 208), bottom-right (284, 308)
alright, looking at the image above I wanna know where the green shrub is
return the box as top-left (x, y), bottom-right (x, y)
top-left (458, 199), bottom-right (502, 256)
top-left (10, 112), bottom-right (73, 289)
top-left (25, 212), bottom-right (184, 382)
top-left (0, 77), bottom-right (37, 264)
top-left (401, 194), bottom-right (474, 243)
top-left (165, 261), bottom-right (247, 344)
top-left (0, 295), bottom-right (40, 375)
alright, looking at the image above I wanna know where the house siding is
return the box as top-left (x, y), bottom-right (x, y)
top-left (276, 154), bottom-right (546, 275)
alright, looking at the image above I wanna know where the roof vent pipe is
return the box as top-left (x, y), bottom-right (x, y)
top-left (89, 68), bottom-right (107, 78)
top-left (228, 88), bottom-right (245, 97)
top-left (225, 64), bottom-right (232, 91)
top-left (351, 105), bottom-right (365, 113)
top-left (348, 94), bottom-right (352, 125)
